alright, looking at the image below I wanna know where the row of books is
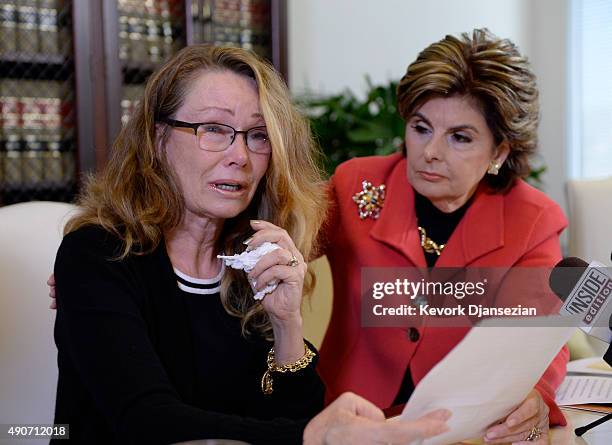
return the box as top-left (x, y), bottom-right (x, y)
top-left (118, 0), bottom-right (179, 19)
top-left (118, 15), bottom-right (178, 64)
top-left (193, 24), bottom-right (270, 47)
top-left (191, 0), bottom-right (271, 58)
top-left (0, 80), bottom-right (72, 140)
top-left (192, 0), bottom-right (270, 30)
top-left (118, 0), bottom-right (182, 65)
top-left (0, 1), bottom-right (70, 57)
top-left (0, 79), bottom-right (74, 188)
top-left (0, 138), bottom-right (75, 188)
top-left (207, 0), bottom-right (271, 15)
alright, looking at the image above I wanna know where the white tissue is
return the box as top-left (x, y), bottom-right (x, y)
top-left (217, 242), bottom-right (280, 300)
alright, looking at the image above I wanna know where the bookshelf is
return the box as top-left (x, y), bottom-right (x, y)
top-left (0, 0), bottom-right (77, 205)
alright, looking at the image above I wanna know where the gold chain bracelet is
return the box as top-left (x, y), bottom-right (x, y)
top-left (261, 342), bottom-right (316, 395)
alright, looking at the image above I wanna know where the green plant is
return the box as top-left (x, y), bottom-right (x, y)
top-left (527, 165), bottom-right (546, 187)
top-left (298, 77), bottom-right (546, 188)
top-left (298, 77), bottom-right (404, 177)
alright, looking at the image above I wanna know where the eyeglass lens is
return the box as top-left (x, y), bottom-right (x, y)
top-left (196, 123), bottom-right (271, 153)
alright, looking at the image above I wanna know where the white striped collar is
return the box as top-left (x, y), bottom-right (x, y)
top-left (173, 264), bottom-right (224, 295)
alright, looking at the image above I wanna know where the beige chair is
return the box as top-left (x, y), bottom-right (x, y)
top-left (566, 177), bottom-right (612, 358)
top-left (303, 256), bottom-right (333, 349)
top-left (0, 201), bottom-right (77, 440)
top-left (567, 176), bottom-right (612, 265)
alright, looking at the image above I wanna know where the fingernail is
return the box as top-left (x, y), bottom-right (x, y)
top-left (243, 236), bottom-right (253, 245)
top-left (251, 220), bottom-right (261, 225)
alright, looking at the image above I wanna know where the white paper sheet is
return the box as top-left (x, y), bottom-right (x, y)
top-left (400, 317), bottom-right (577, 445)
top-left (567, 357), bottom-right (612, 375)
top-left (556, 376), bottom-right (612, 405)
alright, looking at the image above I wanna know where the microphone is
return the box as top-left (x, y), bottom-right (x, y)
top-left (549, 257), bottom-right (612, 345)
top-left (550, 256), bottom-right (612, 437)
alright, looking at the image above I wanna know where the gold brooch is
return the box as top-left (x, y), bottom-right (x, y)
top-left (353, 180), bottom-right (386, 219)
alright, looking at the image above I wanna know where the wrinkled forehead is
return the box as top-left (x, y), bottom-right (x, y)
top-left (178, 69), bottom-right (262, 118)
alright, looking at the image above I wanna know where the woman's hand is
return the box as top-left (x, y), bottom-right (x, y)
top-left (246, 220), bottom-right (307, 364)
top-left (247, 220), bottom-right (306, 321)
top-left (304, 392), bottom-right (451, 445)
top-left (484, 389), bottom-right (549, 445)
top-left (48, 274), bottom-right (57, 309)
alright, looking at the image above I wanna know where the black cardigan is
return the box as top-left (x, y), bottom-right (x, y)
top-left (52, 226), bottom-right (324, 444)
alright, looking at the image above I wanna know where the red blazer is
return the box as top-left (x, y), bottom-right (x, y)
top-left (318, 153), bottom-right (569, 426)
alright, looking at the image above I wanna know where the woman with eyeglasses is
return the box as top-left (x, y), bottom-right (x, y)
top-left (50, 45), bottom-right (449, 445)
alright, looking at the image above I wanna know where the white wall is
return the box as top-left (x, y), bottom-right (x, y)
top-left (530, 0), bottom-right (569, 214)
top-left (288, 0), bottom-right (533, 96)
top-left (288, 0), bottom-right (569, 214)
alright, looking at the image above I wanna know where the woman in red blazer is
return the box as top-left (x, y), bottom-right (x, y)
top-left (318, 29), bottom-right (568, 445)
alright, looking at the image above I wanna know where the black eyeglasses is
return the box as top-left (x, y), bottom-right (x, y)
top-left (159, 118), bottom-right (272, 154)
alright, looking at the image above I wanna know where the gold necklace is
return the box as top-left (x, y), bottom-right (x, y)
top-left (417, 226), bottom-right (446, 256)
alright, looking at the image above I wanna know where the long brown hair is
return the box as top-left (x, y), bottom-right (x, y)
top-left (66, 45), bottom-right (327, 337)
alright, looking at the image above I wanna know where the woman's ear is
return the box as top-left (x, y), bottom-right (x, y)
top-left (494, 140), bottom-right (510, 165)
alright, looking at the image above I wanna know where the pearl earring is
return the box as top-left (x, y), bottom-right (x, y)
top-left (487, 161), bottom-right (501, 175)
